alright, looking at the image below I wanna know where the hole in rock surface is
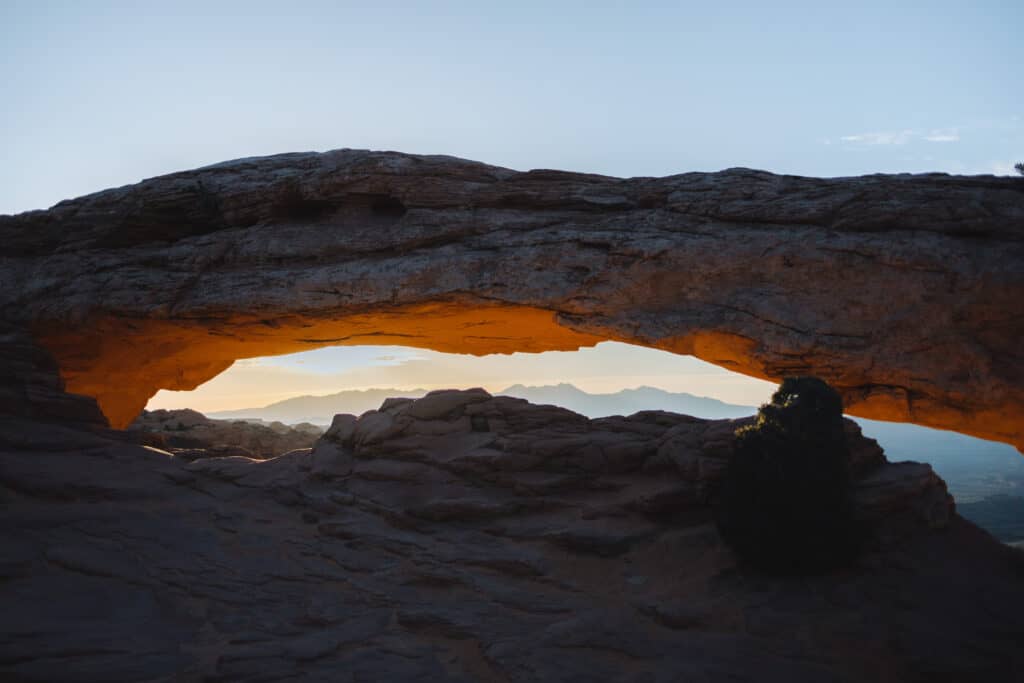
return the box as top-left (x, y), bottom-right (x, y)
top-left (144, 342), bottom-right (1024, 544)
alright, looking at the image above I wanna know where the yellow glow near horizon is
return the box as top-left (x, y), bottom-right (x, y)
top-left (147, 341), bottom-right (777, 412)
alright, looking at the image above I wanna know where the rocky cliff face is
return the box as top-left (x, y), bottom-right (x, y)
top-left (127, 408), bottom-right (322, 459)
top-left (1, 150), bottom-right (1022, 449)
top-left (2, 388), bottom-right (1021, 681)
top-left (3, 152), bottom-right (1022, 681)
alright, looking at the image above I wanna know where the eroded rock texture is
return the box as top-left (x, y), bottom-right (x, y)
top-left (2, 388), bottom-right (1022, 682)
top-left (128, 408), bottom-right (323, 459)
top-left (1, 150), bottom-right (1022, 447)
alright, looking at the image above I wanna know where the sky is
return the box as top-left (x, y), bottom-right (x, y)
top-left (147, 342), bottom-right (779, 412)
top-left (1, 1), bottom-right (1020, 216)
top-left (2, 1), bottom-right (1020, 409)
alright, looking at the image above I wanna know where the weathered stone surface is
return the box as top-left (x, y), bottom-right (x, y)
top-left (854, 461), bottom-right (955, 529)
top-left (128, 407), bottom-right (322, 458)
top-left (0, 323), bottom-right (108, 431)
top-left (1, 150), bottom-right (1021, 448)
top-left (2, 389), bottom-right (1022, 681)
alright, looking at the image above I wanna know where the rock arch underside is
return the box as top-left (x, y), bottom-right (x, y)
top-left (2, 149), bottom-right (1023, 450)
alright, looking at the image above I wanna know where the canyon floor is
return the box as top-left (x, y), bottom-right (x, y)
top-left (2, 388), bottom-right (1023, 682)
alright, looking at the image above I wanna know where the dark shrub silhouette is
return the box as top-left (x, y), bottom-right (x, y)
top-left (1016, 162), bottom-right (1024, 176)
top-left (715, 377), bottom-right (858, 574)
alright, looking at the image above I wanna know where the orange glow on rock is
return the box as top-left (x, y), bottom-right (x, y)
top-left (33, 303), bottom-right (1024, 453)
top-left (35, 303), bottom-right (605, 429)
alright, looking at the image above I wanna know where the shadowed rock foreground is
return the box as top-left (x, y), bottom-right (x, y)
top-left (2, 149), bottom-right (1022, 447)
top-left (3, 387), bottom-right (1023, 682)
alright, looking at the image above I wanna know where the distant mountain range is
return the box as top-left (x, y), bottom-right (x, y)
top-left (208, 383), bottom-right (755, 425)
top-left (210, 388), bottom-right (432, 425)
top-left (209, 382), bottom-right (1024, 542)
top-left (502, 383), bottom-right (756, 420)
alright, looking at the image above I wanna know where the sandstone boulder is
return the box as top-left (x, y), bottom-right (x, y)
top-left (128, 408), bottom-right (323, 458)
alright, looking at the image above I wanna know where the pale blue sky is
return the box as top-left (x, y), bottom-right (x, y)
top-left (1, 0), bottom-right (1020, 215)
top-left (2, 1), bottom-right (1020, 409)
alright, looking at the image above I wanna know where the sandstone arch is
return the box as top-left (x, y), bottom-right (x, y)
top-left (1, 150), bottom-right (1022, 450)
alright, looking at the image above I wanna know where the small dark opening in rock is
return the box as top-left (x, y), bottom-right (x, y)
top-left (369, 194), bottom-right (407, 218)
top-left (273, 186), bottom-right (340, 221)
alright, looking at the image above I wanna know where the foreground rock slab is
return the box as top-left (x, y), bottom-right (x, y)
top-left (2, 389), bottom-right (1022, 682)
top-left (1, 150), bottom-right (1022, 448)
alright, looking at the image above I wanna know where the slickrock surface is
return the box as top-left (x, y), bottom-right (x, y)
top-left (128, 408), bottom-right (323, 459)
top-left (1, 150), bottom-right (1022, 448)
top-left (2, 389), bottom-right (1022, 682)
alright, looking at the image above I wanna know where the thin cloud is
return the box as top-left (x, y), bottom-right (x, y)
top-left (840, 130), bottom-right (917, 145)
top-left (837, 127), bottom-right (960, 146)
top-left (923, 128), bottom-right (960, 142)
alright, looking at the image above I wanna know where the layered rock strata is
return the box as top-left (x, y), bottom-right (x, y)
top-left (1, 150), bottom-right (1021, 448)
top-left (3, 389), bottom-right (1021, 682)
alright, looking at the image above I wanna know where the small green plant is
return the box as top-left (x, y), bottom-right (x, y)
top-left (715, 377), bottom-right (859, 574)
